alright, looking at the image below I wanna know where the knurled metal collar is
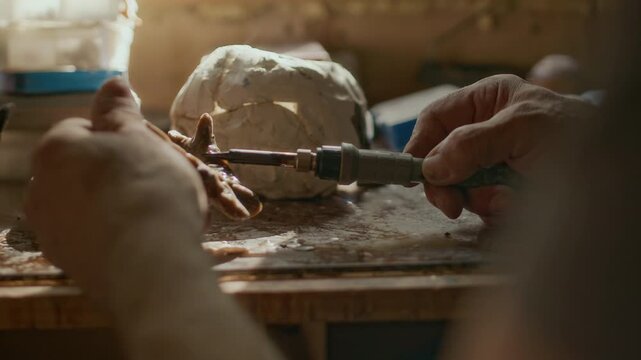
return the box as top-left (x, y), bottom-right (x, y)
top-left (295, 149), bottom-right (314, 172)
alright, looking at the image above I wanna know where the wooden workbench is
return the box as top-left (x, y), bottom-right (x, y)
top-left (0, 185), bottom-right (498, 332)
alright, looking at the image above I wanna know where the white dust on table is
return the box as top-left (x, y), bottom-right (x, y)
top-left (203, 186), bottom-right (483, 260)
top-left (202, 231), bottom-right (298, 256)
top-left (0, 228), bottom-right (60, 275)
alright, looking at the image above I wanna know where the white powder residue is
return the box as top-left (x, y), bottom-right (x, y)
top-left (202, 231), bottom-right (297, 256)
top-left (0, 228), bottom-right (60, 275)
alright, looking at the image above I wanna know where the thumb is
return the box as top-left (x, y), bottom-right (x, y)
top-left (91, 78), bottom-right (144, 131)
top-left (422, 106), bottom-right (526, 185)
top-left (189, 113), bottom-right (216, 154)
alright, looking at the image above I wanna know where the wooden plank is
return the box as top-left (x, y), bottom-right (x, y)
top-left (228, 274), bottom-right (501, 323)
top-left (204, 185), bottom-right (486, 271)
top-left (0, 274), bottom-right (500, 329)
top-left (219, 274), bottom-right (500, 293)
top-left (1, 186), bottom-right (487, 278)
top-left (0, 286), bottom-right (110, 330)
top-left (0, 183), bottom-right (494, 329)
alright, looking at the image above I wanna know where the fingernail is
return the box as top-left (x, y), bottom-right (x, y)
top-left (423, 156), bottom-right (450, 183)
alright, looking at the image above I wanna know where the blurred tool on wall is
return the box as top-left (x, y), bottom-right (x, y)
top-left (0, 0), bottom-right (139, 224)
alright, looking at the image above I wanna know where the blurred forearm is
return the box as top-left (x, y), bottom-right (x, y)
top-left (105, 214), bottom-right (282, 360)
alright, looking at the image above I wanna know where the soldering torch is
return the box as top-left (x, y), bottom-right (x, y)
top-left (203, 143), bottom-right (519, 188)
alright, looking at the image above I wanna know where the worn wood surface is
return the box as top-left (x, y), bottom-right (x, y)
top-left (0, 185), bottom-right (496, 329)
top-left (206, 184), bottom-right (487, 277)
top-left (0, 273), bottom-right (502, 329)
top-left (1, 186), bottom-right (486, 280)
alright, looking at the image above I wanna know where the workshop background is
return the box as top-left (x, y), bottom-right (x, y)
top-left (130, 0), bottom-right (613, 121)
top-left (0, 1), bottom-right (619, 360)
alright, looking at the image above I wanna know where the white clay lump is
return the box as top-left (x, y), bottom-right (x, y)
top-left (171, 45), bottom-right (372, 199)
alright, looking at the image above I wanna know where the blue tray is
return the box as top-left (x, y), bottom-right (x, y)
top-left (1, 70), bottom-right (123, 95)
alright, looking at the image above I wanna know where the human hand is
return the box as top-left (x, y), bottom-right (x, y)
top-left (25, 79), bottom-right (209, 298)
top-left (26, 80), bottom-right (286, 360)
top-left (404, 75), bottom-right (595, 223)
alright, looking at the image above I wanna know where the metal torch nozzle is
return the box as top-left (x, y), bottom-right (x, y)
top-left (203, 149), bottom-right (317, 173)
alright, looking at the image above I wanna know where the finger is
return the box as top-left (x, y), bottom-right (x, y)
top-left (425, 183), bottom-right (465, 219)
top-left (191, 113), bottom-right (215, 153)
top-left (421, 101), bottom-right (534, 185)
top-left (169, 113), bottom-right (216, 155)
top-left (91, 78), bottom-right (144, 131)
top-left (145, 120), bottom-right (172, 142)
top-left (167, 130), bottom-right (191, 149)
top-left (464, 186), bottom-right (514, 218)
top-left (488, 187), bottom-right (514, 215)
top-left (26, 119), bottom-right (93, 250)
top-left (144, 121), bottom-right (207, 170)
top-left (461, 186), bottom-right (515, 226)
top-left (44, 117), bottom-right (93, 140)
top-left (31, 118), bottom-right (93, 178)
top-left (404, 74), bottom-right (525, 158)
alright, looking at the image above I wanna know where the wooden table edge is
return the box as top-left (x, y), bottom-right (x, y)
top-left (0, 274), bottom-right (502, 330)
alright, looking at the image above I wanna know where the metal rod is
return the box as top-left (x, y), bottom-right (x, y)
top-left (203, 149), bottom-right (299, 168)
